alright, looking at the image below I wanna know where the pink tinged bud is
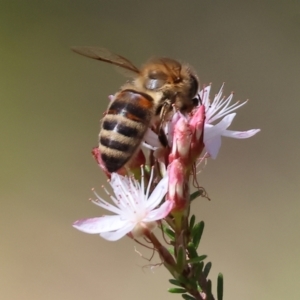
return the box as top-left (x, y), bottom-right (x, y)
top-left (167, 159), bottom-right (189, 211)
top-left (91, 147), bottom-right (111, 177)
top-left (170, 118), bottom-right (192, 162)
top-left (167, 111), bottom-right (183, 146)
top-left (168, 160), bottom-right (184, 199)
top-left (189, 105), bottom-right (206, 159)
top-left (190, 105), bottom-right (205, 141)
top-left (92, 147), bottom-right (103, 167)
top-left (92, 147), bottom-right (127, 177)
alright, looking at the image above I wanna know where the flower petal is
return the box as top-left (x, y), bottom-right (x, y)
top-left (74, 168), bottom-right (174, 241)
top-left (100, 222), bottom-right (135, 241)
top-left (214, 113), bottom-right (236, 130)
top-left (73, 215), bottom-right (127, 234)
top-left (144, 200), bottom-right (173, 222)
top-left (204, 113), bottom-right (236, 141)
top-left (146, 175), bottom-right (169, 210)
top-left (204, 135), bottom-right (222, 159)
top-left (222, 128), bottom-right (261, 138)
top-left (143, 128), bottom-right (162, 148)
top-left (92, 198), bottom-right (123, 215)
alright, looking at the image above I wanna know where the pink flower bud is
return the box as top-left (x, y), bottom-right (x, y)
top-left (170, 117), bottom-right (192, 162)
top-left (189, 105), bottom-right (205, 159)
top-left (167, 159), bottom-right (189, 211)
top-left (167, 111), bottom-right (183, 146)
top-left (168, 106), bottom-right (205, 168)
top-left (189, 105), bottom-right (205, 142)
top-left (91, 147), bottom-right (111, 177)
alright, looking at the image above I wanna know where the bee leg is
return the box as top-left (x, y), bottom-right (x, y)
top-left (158, 127), bottom-right (168, 147)
top-left (157, 99), bottom-right (172, 146)
top-left (158, 99), bottom-right (171, 119)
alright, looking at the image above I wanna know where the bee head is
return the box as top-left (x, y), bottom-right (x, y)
top-left (138, 57), bottom-right (199, 112)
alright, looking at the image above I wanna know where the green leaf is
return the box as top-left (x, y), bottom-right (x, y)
top-left (169, 279), bottom-right (182, 287)
top-left (192, 221), bottom-right (204, 249)
top-left (187, 279), bottom-right (199, 291)
top-left (177, 274), bottom-right (190, 285)
top-left (189, 215), bottom-right (196, 232)
top-left (194, 262), bottom-right (204, 279)
top-left (186, 255), bottom-right (207, 264)
top-left (187, 242), bottom-right (198, 259)
top-left (203, 262), bottom-right (212, 278)
top-left (182, 294), bottom-right (196, 300)
top-left (206, 280), bottom-right (212, 298)
top-left (217, 273), bottom-right (224, 300)
top-left (168, 247), bottom-right (174, 255)
top-left (168, 288), bottom-right (187, 294)
top-left (176, 245), bottom-right (186, 272)
top-left (190, 190), bottom-right (203, 202)
top-left (164, 227), bottom-right (175, 240)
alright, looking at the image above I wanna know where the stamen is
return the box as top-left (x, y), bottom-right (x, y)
top-left (101, 185), bottom-right (111, 197)
top-left (140, 165), bottom-right (145, 195)
top-left (92, 188), bottom-right (105, 199)
top-left (116, 173), bottom-right (136, 208)
top-left (145, 166), bottom-right (154, 200)
top-left (209, 99), bottom-right (247, 123)
top-left (200, 83), bottom-right (211, 101)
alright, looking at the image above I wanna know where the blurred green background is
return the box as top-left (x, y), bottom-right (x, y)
top-left (1, 1), bottom-right (300, 299)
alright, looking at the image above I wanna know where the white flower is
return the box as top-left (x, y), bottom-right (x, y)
top-left (200, 84), bottom-right (260, 158)
top-left (73, 167), bottom-right (172, 241)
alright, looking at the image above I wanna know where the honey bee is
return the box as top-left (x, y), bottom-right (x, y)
top-left (72, 47), bottom-right (199, 173)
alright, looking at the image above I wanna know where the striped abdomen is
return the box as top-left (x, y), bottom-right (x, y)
top-left (99, 89), bottom-right (154, 173)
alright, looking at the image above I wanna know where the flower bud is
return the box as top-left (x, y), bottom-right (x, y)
top-left (167, 159), bottom-right (190, 212)
top-left (189, 105), bottom-right (205, 159)
top-left (170, 117), bottom-right (192, 163)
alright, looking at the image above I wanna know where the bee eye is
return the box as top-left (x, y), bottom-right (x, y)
top-left (145, 70), bottom-right (168, 90)
top-left (192, 94), bottom-right (202, 106)
top-left (188, 75), bottom-right (199, 98)
top-left (148, 70), bottom-right (168, 80)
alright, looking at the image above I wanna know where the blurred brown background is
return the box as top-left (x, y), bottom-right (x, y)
top-left (1, 1), bottom-right (299, 299)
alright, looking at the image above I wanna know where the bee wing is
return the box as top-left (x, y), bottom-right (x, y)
top-left (71, 46), bottom-right (140, 75)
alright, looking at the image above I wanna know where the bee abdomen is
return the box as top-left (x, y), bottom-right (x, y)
top-left (100, 135), bottom-right (132, 152)
top-left (99, 129), bottom-right (137, 172)
top-left (107, 89), bottom-right (154, 122)
top-left (102, 120), bottom-right (140, 138)
top-left (99, 90), bottom-right (154, 173)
